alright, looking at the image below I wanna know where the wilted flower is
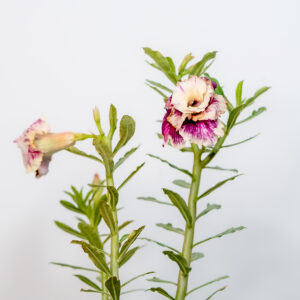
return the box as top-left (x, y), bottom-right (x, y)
top-left (162, 76), bottom-right (227, 148)
top-left (14, 118), bottom-right (76, 177)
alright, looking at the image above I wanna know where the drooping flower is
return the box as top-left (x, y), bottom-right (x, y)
top-left (14, 118), bottom-right (76, 177)
top-left (162, 76), bottom-right (227, 148)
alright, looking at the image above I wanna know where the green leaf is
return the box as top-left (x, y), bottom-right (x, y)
top-left (146, 83), bottom-right (169, 98)
top-left (197, 174), bottom-right (242, 200)
top-left (108, 104), bottom-right (117, 140)
top-left (163, 189), bottom-right (192, 225)
top-left (59, 200), bottom-right (84, 214)
top-left (148, 154), bottom-right (192, 177)
top-left (146, 80), bottom-right (172, 93)
top-left (222, 134), bottom-right (260, 148)
top-left (226, 105), bottom-right (245, 133)
top-left (156, 223), bottom-right (184, 235)
top-left (118, 220), bottom-right (134, 231)
top-left (173, 179), bottom-right (190, 189)
top-left (50, 262), bottom-right (99, 273)
top-left (93, 137), bottom-right (114, 173)
top-left (149, 287), bottom-right (174, 300)
top-left (139, 237), bottom-right (180, 254)
top-left (114, 146), bottom-right (139, 170)
top-left (147, 277), bottom-right (177, 286)
top-left (55, 221), bottom-right (84, 239)
top-left (167, 57), bottom-right (176, 74)
top-left (235, 80), bottom-right (244, 106)
top-left (205, 166), bottom-right (238, 173)
top-left (119, 226), bottom-right (145, 261)
top-left (99, 199), bottom-right (115, 232)
top-left (178, 53), bottom-right (194, 77)
top-left (113, 115), bottom-right (136, 154)
top-left (122, 271), bottom-right (155, 287)
top-left (163, 251), bottom-right (191, 276)
top-left (66, 146), bottom-right (103, 164)
top-left (187, 275), bottom-right (229, 295)
top-left (121, 289), bottom-right (146, 295)
top-left (117, 162), bottom-right (145, 190)
top-left (187, 51), bottom-right (217, 76)
top-left (78, 222), bottom-right (102, 249)
top-left (246, 86), bottom-right (270, 106)
top-left (137, 196), bottom-right (173, 206)
top-left (74, 274), bottom-right (101, 291)
top-left (196, 203), bottom-right (222, 220)
top-left (107, 186), bottom-right (119, 209)
top-left (143, 47), bottom-right (177, 84)
top-left (191, 252), bottom-right (205, 262)
top-left (119, 246), bottom-right (141, 267)
top-left (235, 107), bottom-right (267, 125)
top-left (193, 226), bottom-right (246, 248)
top-left (71, 241), bottom-right (111, 275)
top-left (105, 276), bottom-right (121, 300)
top-left (119, 234), bottom-right (129, 244)
top-left (206, 286), bottom-right (227, 300)
top-left (145, 60), bottom-right (161, 71)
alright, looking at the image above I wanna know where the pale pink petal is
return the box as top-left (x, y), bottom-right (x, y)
top-left (35, 156), bottom-right (52, 178)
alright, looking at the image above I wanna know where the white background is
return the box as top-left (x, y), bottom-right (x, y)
top-left (1, 0), bottom-right (299, 299)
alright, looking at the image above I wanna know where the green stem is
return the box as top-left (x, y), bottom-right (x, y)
top-left (175, 144), bottom-right (202, 300)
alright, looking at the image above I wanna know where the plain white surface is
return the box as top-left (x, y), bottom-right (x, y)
top-left (1, 0), bottom-right (299, 299)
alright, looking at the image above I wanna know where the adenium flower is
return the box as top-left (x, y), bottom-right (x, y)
top-left (14, 118), bottom-right (77, 177)
top-left (162, 76), bottom-right (227, 148)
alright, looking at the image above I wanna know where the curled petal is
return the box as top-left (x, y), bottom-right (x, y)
top-left (166, 108), bottom-right (187, 131)
top-left (35, 156), bottom-right (51, 178)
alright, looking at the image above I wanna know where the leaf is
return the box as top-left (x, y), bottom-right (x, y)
top-left (145, 60), bottom-right (161, 71)
top-left (147, 277), bottom-right (177, 286)
top-left (146, 80), bottom-right (172, 93)
top-left (71, 241), bottom-right (111, 275)
top-left (226, 105), bottom-right (246, 132)
top-left (148, 154), bottom-right (192, 177)
top-left (173, 179), bottom-right (190, 189)
top-left (137, 196), bottom-right (173, 206)
top-left (146, 83), bottom-right (169, 98)
top-left (163, 251), bottom-right (191, 276)
top-left (119, 220), bottom-right (134, 231)
top-left (50, 262), bottom-right (99, 273)
top-left (205, 166), bottom-right (238, 173)
top-left (78, 222), bottom-right (102, 249)
top-left (206, 286), bottom-right (227, 300)
top-left (59, 200), bottom-right (84, 214)
top-left (139, 237), bottom-right (180, 254)
top-left (105, 276), bottom-right (121, 300)
top-left (235, 80), bottom-right (244, 106)
top-left (99, 199), bottom-right (116, 232)
top-left (191, 252), bottom-right (205, 262)
top-left (55, 221), bottom-right (84, 239)
top-left (196, 203), bottom-right (222, 220)
top-left (93, 137), bottom-right (114, 173)
top-left (246, 86), bottom-right (270, 106)
top-left (149, 287), bottom-right (175, 300)
top-left (108, 104), bottom-right (117, 140)
top-left (74, 274), bottom-right (101, 291)
top-left (117, 162), bottom-right (145, 190)
top-left (143, 47), bottom-right (177, 84)
top-left (187, 51), bottom-right (217, 76)
top-left (80, 288), bottom-right (103, 293)
top-left (119, 234), bottom-right (129, 244)
top-left (197, 174), bottom-right (242, 200)
top-left (65, 146), bottom-right (103, 163)
top-left (156, 223), bottom-right (184, 235)
top-left (193, 226), bottom-right (246, 248)
top-left (119, 226), bottom-right (145, 260)
top-left (235, 107), bottom-right (267, 125)
top-left (119, 246), bottom-right (141, 267)
top-left (187, 275), bottom-right (229, 295)
top-left (163, 189), bottom-right (192, 225)
top-left (222, 134), bottom-right (260, 148)
top-left (107, 186), bottom-right (119, 208)
top-left (114, 146), bottom-right (139, 170)
top-left (113, 115), bottom-right (136, 154)
top-left (122, 271), bottom-right (155, 287)
top-left (121, 289), bottom-right (146, 295)
top-left (178, 53), bottom-right (194, 76)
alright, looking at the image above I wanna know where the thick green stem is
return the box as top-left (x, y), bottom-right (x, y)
top-left (175, 145), bottom-right (202, 300)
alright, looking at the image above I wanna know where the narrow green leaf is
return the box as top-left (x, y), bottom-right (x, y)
top-left (205, 166), bottom-right (238, 173)
top-left (66, 146), bottom-right (103, 164)
top-left (137, 196), bottom-right (173, 206)
top-left (121, 289), bottom-right (146, 295)
top-left (78, 222), bottom-right (102, 249)
top-left (191, 252), bottom-right (205, 262)
top-left (163, 251), bottom-right (191, 276)
top-left (145, 60), bottom-right (161, 71)
top-left (55, 221), bottom-right (84, 239)
top-left (93, 137), bottom-right (114, 172)
top-left (108, 104), bottom-right (117, 140)
top-left (114, 146), bottom-right (139, 170)
top-left (80, 288), bottom-right (104, 294)
top-left (187, 275), bottom-right (229, 295)
top-left (149, 287), bottom-right (174, 300)
top-left (105, 276), bottom-right (121, 300)
top-left (163, 189), bottom-right (192, 225)
top-left (173, 179), bottom-right (190, 189)
top-left (166, 57), bottom-right (176, 74)
top-left (147, 277), bottom-right (177, 286)
top-left (235, 80), bottom-right (244, 106)
top-left (196, 203), bottom-right (222, 220)
top-left (226, 105), bottom-right (246, 132)
top-left (148, 154), bottom-right (192, 177)
top-left (197, 174), bottom-right (242, 200)
top-left (122, 271), bottom-right (155, 287)
top-left (74, 274), bottom-right (101, 291)
top-left (50, 262), bottom-right (98, 273)
top-left (188, 51), bottom-right (217, 76)
top-left (107, 186), bottom-right (119, 208)
top-left (118, 220), bottom-right (134, 231)
top-left (178, 53), bottom-right (194, 76)
top-left (118, 162), bottom-right (145, 190)
top-left (119, 234), bottom-right (130, 244)
top-left (139, 237), bottom-right (180, 254)
top-left (146, 80), bottom-right (172, 93)
top-left (99, 199), bottom-right (115, 232)
top-left (71, 241), bottom-right (111, 275)
top-left (156, 223), bottom-right (184, 235)
top-left (193, 226), bottom-right (246, 248)
top-left (146, 83), bottom-right (169, 98)
top-left (59, 200), bottom-right (84, 214)
top-left (119, 246), bottom-right (141, 267)
top-left (235, 107), bottom-right (267, 125)
top-left (113, 115), bottom-right (136, 154)
top-left (222, 134), bottom-right (260, 148)
top-left (206, 286), bottom-right (227, 300)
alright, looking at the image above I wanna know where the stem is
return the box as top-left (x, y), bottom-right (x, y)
top-left (175, 144), bottom-right (202, 300)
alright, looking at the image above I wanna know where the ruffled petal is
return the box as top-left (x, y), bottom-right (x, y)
top-left (35, 156), bottom-right (52, 178)
top-left (166, 108), bottom-right (188, 130)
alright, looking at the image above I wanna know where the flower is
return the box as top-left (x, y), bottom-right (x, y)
top-left (14, 118), bottom-right (76, 177)
top-left (162, 76), bottom-right (227, 148)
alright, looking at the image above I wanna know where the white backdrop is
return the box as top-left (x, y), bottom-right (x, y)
top-left (1, 0), bottom-right (299, 299)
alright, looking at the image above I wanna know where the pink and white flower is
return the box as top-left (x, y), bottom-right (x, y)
top-left (162, 76), bottom-right (227, 148)
top-left (14, 118), bottom-right (76, 177)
